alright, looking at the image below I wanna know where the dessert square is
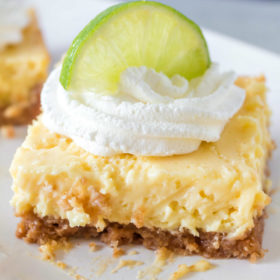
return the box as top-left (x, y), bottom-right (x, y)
top-left (10, 76), bottom-right (273, 259)
top-left (0, 10), bottom-right (49, 126)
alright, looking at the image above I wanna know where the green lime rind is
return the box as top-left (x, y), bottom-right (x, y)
top-left (60, 1), bottom-right (129, 90)
top-left (60, 1), bottom-right (211, 92)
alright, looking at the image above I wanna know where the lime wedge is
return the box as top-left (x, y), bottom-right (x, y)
top-left (60, 1), bottom-right (210, 94)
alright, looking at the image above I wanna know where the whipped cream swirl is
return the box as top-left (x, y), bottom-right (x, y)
top-left (41, 64), bottom-right (245, 156)
top-left (0, 0), bottom-right (30, 49)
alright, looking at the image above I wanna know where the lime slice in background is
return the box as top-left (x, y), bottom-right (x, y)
top-left (60, 1), bottom-right (211, 94)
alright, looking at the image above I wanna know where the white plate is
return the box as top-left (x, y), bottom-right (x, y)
top-left (1, 1), bottom-right (280, 279)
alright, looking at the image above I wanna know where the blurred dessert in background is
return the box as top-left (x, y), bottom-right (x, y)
top-left (0, 0), bottom-right (49, 126)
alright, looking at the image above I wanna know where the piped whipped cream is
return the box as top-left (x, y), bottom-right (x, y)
top-left (0, 0), bottom-right (30, 49)
top-left (41, 64), bottom-right (245, 156)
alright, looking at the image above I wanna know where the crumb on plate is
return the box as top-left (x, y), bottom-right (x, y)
top-left (137, 247), bottom-right (174, 279)
top-left (39, 238), bottom-right (73, 261)
top-left (56, 261), bottom-right (67, 269)
top-left (1, 125), bottom-right (15, 138)
top-left (169, 260), bottom-right (214, 280)
top-left (112, 259), bottom-right (144, 273)
top-left (89, 242), bottom-right (99, 252)
top-left (128, 250), bottom-right (139, 256)
top-left (113, 247), bottom-right (125, 258)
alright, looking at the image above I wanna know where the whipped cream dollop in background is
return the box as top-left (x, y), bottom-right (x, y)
top-left (41, 64), bottom-right (245, 156)
top-left (0, 0), bottom-right (30, 49)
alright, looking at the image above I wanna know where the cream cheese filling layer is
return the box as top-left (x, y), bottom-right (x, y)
top-left (41, 64), bottom-right (245, 156)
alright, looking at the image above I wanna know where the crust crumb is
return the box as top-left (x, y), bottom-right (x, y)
top-left (91, 255), bottom-right (116, 276)
top-left (39, 240), bottom-right (57, 261)
top-left (137, 247), bottom-right (174, 279)
top-left (112, 259), bottom-right (144, 273)
top-left (39, 238), bottom-right (73, 261)
top-left (1, 125), bottom-right (15, 138)
top-left (56, 261), bottom-right (67, 269)
top-left (128, 250), bottom-right (138, 256)
top-left (89, 242), bottom-right (99, 252)
top-left (155, 247), bottom-right (174, 266)
top-left (74, 275), bottom-right (88, 280)
top-left (113, 246), bottom-right (125, 258)
top-left (67, 266), bottom-right (88, 280)
top-left (64, 265), bottom-right (89, 280)
top-left (169, 260), bottom-right (214, 280)
top-left (39, 241), bottom-right (88, 280)
top-left (249, 250), bottom-right (265, 263)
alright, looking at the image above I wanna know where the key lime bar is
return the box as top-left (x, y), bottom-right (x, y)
top-left (10, 1), bottom-right (273, 260)
top-left (0, 10), bottom-right (49, 125)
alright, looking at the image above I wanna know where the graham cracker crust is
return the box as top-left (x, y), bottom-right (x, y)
top-left (0, 83), bottom-right (42, 126)
top-left (16, 212), bottom-right (265, 259)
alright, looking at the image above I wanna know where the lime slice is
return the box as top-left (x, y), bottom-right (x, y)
top-left (60, 1), bottom-right (210, 94)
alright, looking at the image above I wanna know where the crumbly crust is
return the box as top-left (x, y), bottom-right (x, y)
top-left (16, 212), bottom-right (265, 259)
top-left (0, 83), bottom-right (41, 125)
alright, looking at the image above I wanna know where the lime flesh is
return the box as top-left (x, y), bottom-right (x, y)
top-left (60, 1), bottom-right (211, 94)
